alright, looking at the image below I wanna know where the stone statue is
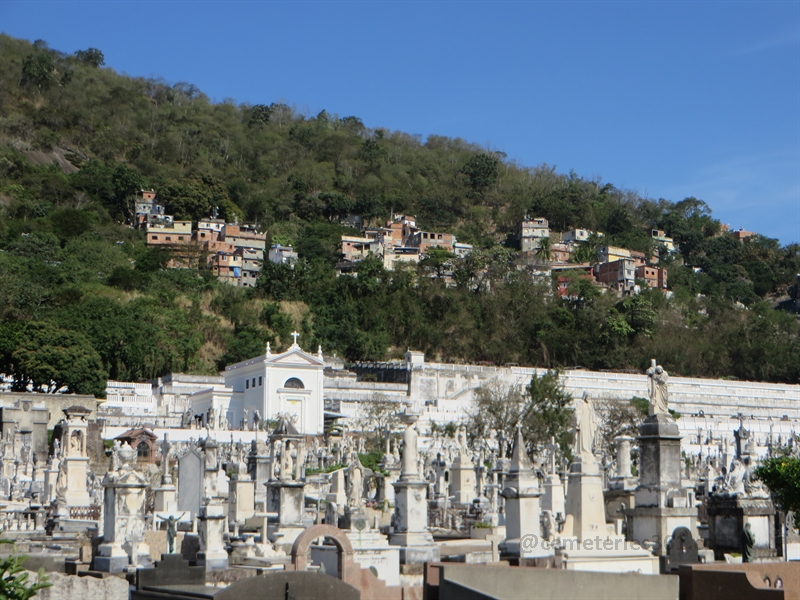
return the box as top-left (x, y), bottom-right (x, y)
top-left (253, 410), bottom-right (261, 429)
top-left (207, 407), bottom-right (216, 430)
top-left (243, 408), bottom-right (249, 431)
top-left (158, 513), bottom-right (186, 554)
top-left (52, 438), bottom-right (60, 457)
top-left (542, 509), bottom-right (558, 541)
top-left (573, 392), bottom-right (597, 460)
top-left (724, 459), bottom-right (746, 495)
top-left (346, 458), bottom-right (364, 509)
top-left (646, 359), bottom-right (670, 416)
top-left (740, 521), bottom-right (755, 562)
top-left (111, 440), bottom-right (122, 472)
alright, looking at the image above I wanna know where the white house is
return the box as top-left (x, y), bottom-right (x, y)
top-left (218, 335), bottom-right (325, 435)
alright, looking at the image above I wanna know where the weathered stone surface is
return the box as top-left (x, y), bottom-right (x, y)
top-left (136, 553), bottom-right (206, 590)
top-left (31, 571), bottom-right (129, 600)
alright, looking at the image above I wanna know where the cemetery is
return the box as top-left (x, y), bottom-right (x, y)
top-left (1, 342), bottom-right (799, 599)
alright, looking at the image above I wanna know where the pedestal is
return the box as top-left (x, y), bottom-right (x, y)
top-left (96, 468), bottom-right (149, 573)
top-left (563, 458), bottom-right (609, 541)
top-left (64, 456), bottom-right (92, 507)
top-left (541, 475), bottom-right (565, 517)
top-left (389, 479), bottom-right (440, 564)
top-left (247, 449), bottom-right (270, 510)
top-left (153, 486), bottom-right (178, 513)
top-left (197, 502), bottom-right (228, 570)
top-left (626, 414), bottom-right (697, 557)
top-left (450, 454), bottom-right (475, 505)
top-left (229, 479), bottom-right (255, 524)
top-left (266, 480), bottom-right (306, 551)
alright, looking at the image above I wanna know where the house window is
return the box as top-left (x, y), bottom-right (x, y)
top-left (151, 235), bottom-right (158, 240)
top-left (178, 236), bottom-right (184, 241)
top-left (201, 232), bottom-right (206, 237)
top-left (165, 236), bottom-right (172, 241)
top-left (252, 378), bottom-right (256, 387)
top-left (246, 380), bottom-right (250, 389)
top-left (259, 376), bottom-right (263, 386)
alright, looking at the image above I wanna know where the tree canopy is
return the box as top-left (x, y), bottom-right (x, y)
top-left (0, 34), bottom-right (798, 397)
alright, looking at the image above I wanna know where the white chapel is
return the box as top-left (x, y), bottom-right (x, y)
top-left (190, 334), bottom-right (326, 435)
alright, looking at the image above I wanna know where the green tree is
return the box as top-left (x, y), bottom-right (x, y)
top-left (0, 322), bottom-right (106, 397)
top-left (74, 48), bottom-right (104, 67)
top-left (536, 236), bottom-right (553, 262)
top-left (754, 456), bottom-right (800, 529)
top-left (522, 369), bottom-right (573, 455)
top-left (461, 153), bottom-right (499, 196)
top-left (20, 52), bottom-right (55, 89)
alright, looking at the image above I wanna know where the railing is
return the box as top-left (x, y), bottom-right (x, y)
top-left (69, 505), bottom-right (101, 520)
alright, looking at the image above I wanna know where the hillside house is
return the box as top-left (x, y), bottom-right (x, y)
top-left (516, 217), bottom-right (550, 252)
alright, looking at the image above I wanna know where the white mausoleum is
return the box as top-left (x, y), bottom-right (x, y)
top-left (193, 335), bottom-right (325, 435)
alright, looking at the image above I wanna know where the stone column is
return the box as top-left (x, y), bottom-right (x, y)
top-left (197, 501), bottom-right (228, 570)
top-left (500, 428), bottom-right (548, 558)
top-left (389, 412), bottom-right (440, 565)
top-left (616, 436), bottom-right (633, 479)
top-left (626, 414), bottom-right (697, 556)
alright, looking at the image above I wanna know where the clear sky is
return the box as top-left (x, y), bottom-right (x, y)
top-left (2, 1), bottom-right (799, 244)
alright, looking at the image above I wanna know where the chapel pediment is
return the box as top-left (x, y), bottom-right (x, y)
top-left (266, 344), bottom-right (324, 367)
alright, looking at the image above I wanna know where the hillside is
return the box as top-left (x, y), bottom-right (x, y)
top-left (0, 34), bottom-right (799, 396)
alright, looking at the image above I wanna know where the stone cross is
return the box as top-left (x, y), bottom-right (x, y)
top-left (291, 331), bottom-right (300, 345)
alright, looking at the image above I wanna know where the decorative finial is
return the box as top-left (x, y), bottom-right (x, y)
top-left (266, 342), bottom-right (271, 357)
top-left (318, 345), bottom-right (323, 360)
top-left (291, 331), bottom-right (300, 346)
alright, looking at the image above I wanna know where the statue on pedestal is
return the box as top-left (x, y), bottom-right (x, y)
top-left (646, 359), bottom-right (670, 416)
top-left (572, 392), bottom-right (597, 460)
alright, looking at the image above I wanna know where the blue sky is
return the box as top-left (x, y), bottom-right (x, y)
top-left (2, 1), bottom-right (799, 244)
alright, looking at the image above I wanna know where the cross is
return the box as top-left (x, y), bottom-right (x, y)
top-left (291, 331), bottom-right (300, 345)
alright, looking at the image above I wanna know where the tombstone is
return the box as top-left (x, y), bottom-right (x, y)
top-left (229, 452), bottom-right (255, 525)
top-left (450, 426), bottom-right (475, 505)
top-left (95, 445), bottom-right (151, 573)
top-left (177, 449), bottom-right (203, 519)
top-left (388, 412), bottom-right (440, 565)
top-left (604, 435), bottom-right (637, 523)
top-left (247, 437), bottom-right (270, 510)
top-left (136, 553), bottom-right (206, 591)
top-left (58, 407), bottom-right (93, 507)
top-left (664, 526), bottom-right (698, 572)
top-left (265, 417), bottom-right (307, 552)
top-left (626, 363), bottom-right (697, 557)
top-left (541, 437), bottom-right (566, 517)
top-left (197, 501), bottom-right (228, 570)
top-left (562, 393), bottom-right (608, 543)
top-left (154, 434), bottom-right (177, 514)
top-left (499, 427), bottom-right (548, 559)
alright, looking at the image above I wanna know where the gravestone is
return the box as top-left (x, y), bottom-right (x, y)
top-left (389, 412), bottom-right (440, 565)
top-left (664, 526), bottom-right (698, 572)
top-left (136, 553), bottom-right (206, 590)
top-left (177, 449), bottom-right (203, 518)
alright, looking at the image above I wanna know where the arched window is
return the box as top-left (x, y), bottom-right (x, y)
top-left (284, 377), bottom-right (304, 389)
top-left (137, 441), bottom-right (150, 458)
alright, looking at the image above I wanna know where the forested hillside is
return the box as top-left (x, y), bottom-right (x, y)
top-left (1, 35), bottom-right (799, 397)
